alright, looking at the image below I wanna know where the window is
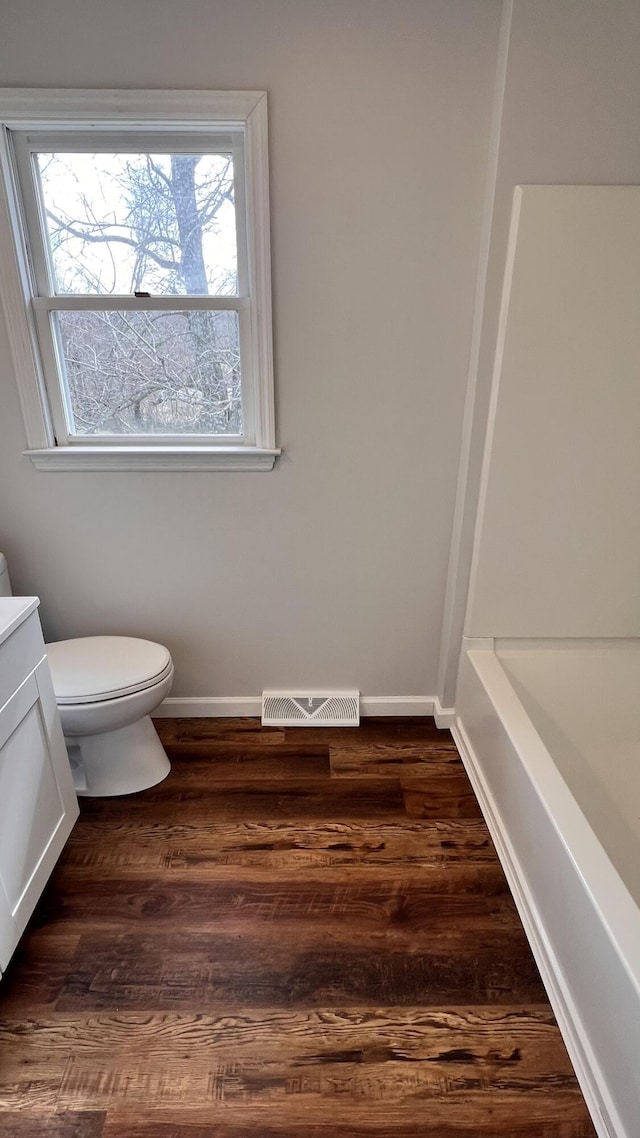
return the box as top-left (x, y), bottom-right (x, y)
top-left (0, 91), bottom-right (277, 470)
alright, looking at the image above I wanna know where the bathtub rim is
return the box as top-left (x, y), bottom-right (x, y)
top-left (461, 638), bottom-right (640, 1001)
top-left (454, 637), bottom-right (640, 1138)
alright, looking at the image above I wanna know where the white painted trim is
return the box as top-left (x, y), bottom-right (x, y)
top-left (155, 695), bottom-right (437, 719)
top-left (32, 296), bottom-right (249, 311)
top-left (244, 93), bottom-right (276, 452)
top-left (452, 716), bottom-right (617, 1138)
top-left (0, 88), bottom-right (276, 459)
top-left (433, 697), bottom-right (456, 729)
top-left (359, 696), bottom-right (434, 717)
top-left (0, 88), bottom-right (267, 125)
top-left (26, 446), bottom-right (280, 472)
top-left (0, 129), bottom-right (54, 449)
top-left (464, 185), bottom-right (524, 632)
top-left (463, 636), bottom-right (494, 652)
top-left (436, 0), bottom-right (513, 709)
top-left (154, 697), bottom-right (262, 718)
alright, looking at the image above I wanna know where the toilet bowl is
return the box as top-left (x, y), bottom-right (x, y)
top-left (0, 551), bottom-right (174, 798)
top-left (47, 636), bottom-right (174, 797)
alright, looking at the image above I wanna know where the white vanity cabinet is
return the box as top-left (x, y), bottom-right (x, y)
top-left (0, 597), bottom-right (78, 973)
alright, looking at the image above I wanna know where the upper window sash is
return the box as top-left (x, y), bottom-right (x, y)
top-left (0, 89), bottom-right (277, 470)
top-left (12, 129), bottom-right (248, 300)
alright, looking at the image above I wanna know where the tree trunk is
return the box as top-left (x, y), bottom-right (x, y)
top-left (170, 156), bottom-right (209, 295)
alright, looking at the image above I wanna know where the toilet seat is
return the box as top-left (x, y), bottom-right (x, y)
top-left (47, 636), bottom-right (173, 705)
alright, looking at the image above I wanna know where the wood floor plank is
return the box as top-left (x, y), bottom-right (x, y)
top-left (77, 777), bottom-right (410, 823)
top-left (0, 1006), bottom-right (574, 1099)
top-left (102, 1117), bottom-right (596, 1138)
top-left (0, 1008), bottom-right (584, 1124)
top-left (35, 863), bottom-right (520, 940)
top-left (3, 1081), bottom-right (593, 1131)
top-left (0, 717), bottom-right (595, 1136)
top-left (0, 933), bottom-right (80, 1015)
top-left (283, 718), bottom-right (452, 746)
top-left (0, 1112), bottom-right (105, 1137)
top-left (0, 1005), bottom-right (567, 1059)
top-left (50, 856), bottom-right (509, 889)
top-left (53, 925), bottom-right (547, 1010)
top-left (330, 742), bottom-right (460, 776)
top-left (59, 819), bottom-right (496, 873)
top-left (403, 778), bottom-right (483, 819)
top-left (154, 718), bottom-right (285, 745)
top-left (159, 746), bottom-right (331, 780)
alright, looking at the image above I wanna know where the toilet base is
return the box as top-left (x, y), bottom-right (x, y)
top-left (66, 715), bottom-right (171, 797)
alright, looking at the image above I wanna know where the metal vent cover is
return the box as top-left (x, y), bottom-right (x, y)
top-left (261, 691), bottom-right (360, 727)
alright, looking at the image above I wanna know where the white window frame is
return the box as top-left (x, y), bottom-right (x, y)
top-left (0, 89), bottom-right (279, 471)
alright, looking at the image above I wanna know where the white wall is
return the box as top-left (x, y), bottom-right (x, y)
top-left (0, 0), bottom-right (501, 700)
top-left (439, 0), bottom-right (640, 702)
top-left (467, 186), bottom-right (640, 637)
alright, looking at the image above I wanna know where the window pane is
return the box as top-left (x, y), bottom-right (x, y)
top-left (56, 310), bottom-right (242, 436)
top-left (36, 153), bottom-right (238, 296)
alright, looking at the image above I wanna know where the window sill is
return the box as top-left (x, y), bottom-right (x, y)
top-left (25, 446), bottom-right (281, 472)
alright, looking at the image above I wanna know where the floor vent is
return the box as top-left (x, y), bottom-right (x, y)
top-left (262, 691), bottom-right (360, 727)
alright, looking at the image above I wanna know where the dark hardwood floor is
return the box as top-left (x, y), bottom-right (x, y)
top-left (0, 718), bottom-right (596, 1137)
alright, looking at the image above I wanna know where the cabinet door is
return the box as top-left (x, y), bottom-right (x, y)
top-left (0, 658), bottom-right (79, 970)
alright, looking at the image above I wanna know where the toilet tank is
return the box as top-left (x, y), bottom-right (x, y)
top-left (0, 553), bottom-right (13, 597)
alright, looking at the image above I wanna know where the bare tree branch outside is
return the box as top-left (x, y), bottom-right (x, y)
top-left (37, 151), bottom-right (243, 436)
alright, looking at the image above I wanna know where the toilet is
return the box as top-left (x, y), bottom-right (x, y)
top-left (0, 553), bottom-right (174, 797)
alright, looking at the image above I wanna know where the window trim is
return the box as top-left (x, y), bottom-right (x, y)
top-left (0, 89), bottom-right (279, 471)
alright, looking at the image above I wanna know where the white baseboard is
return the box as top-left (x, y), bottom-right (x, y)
top-left (154, 697), bottom-right (261, 718)
top-left (433, 697), bottom-right (456, 728)
top-left (155, 695), bottom-right (438, 719)
top-left (360, 696), bottom-right (434, 717)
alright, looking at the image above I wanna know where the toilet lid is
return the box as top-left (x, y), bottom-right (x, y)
top-left (47, 636), bottom-right (173, 704)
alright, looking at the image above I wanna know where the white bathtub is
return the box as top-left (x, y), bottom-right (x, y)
top-left (455, 639), bottom-right (640, 1138)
